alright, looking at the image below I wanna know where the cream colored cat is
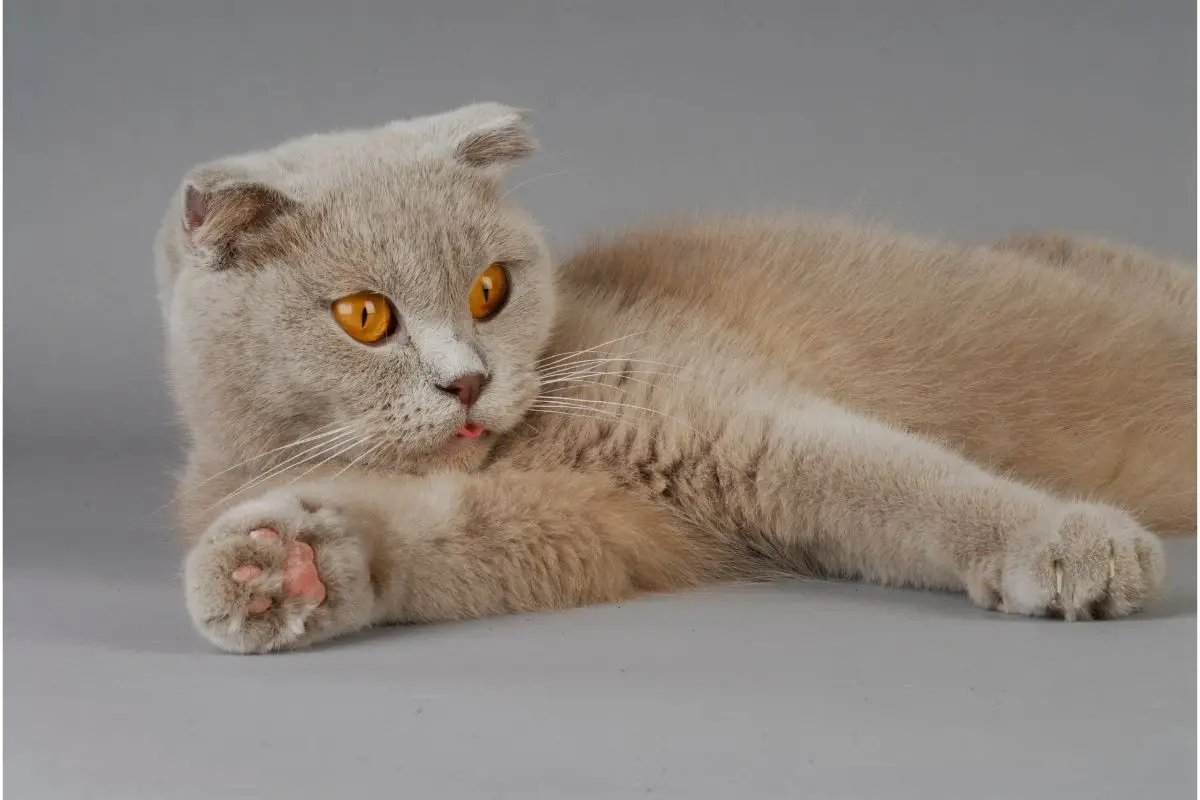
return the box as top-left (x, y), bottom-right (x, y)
top-left (155, 103), bottom-right (1195, 653)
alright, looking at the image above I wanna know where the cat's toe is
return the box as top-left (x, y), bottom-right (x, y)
top-left (231, 563), bottom-right (263, 582)
top-left (989, 504), bottom-right (1165, 620)
top-left (250, 526), bottom-right (280, 542)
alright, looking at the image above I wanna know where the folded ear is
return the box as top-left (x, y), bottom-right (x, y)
top-left (179, 165), bottom-right (298, 269)
top-left (397, 102), bottom-right (537, 177)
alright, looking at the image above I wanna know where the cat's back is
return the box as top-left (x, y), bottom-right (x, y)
top-left (556, 215), bottom-right (1193, 403)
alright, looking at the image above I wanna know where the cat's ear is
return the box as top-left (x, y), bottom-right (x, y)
top-left (399, 103), bottom-right (537, 177)
top-left (178, 165), bottom-right (298, 269)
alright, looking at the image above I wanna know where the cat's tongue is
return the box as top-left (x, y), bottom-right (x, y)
top-left (455, 422), bottom-right (487, 439)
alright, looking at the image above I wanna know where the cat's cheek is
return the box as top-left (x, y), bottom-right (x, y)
top-left (478, 377), bottom-right (540, 432)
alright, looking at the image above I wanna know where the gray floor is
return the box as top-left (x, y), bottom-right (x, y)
top-left (6, 443), bottom-right (1197, 799)
top-left (7, 1), bottom-right (1196, 797)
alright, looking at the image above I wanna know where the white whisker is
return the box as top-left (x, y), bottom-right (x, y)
top-left (538, 369), bottom-right (689, 390)
top-left (164, 423), bottom-right (356, 508)
top-left (539, 364), bottom-right (686, 381)
top-left (536, 331), bottom-right (652, 367)
top-left (538, 378), bottom-right (634, 395)
top-left (288, 435), bottom-right (371, 484)
top-left (535, 394), bottom-right (674, 419)
top-left (208, 428), bottom-right (362, 511)
top-left (538, 357), bottom-right (686, 381)
top-left (527, 407), bottom-right (626, 425)
top-left (331, 440), bottom-right (390, 479)
top-left (501, 169), bottom-right (582, 199)
top-left (530, 401), bottom-right (686, 464)
top-left (533, 394), bottom-right (728, 458)
top-left (532, 399), bottom-right (624, 420)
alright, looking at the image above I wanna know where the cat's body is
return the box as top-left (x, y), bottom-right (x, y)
top-left (159, 105), bottom-right (1194, 653)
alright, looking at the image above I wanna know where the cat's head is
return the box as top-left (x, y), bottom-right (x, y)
top-left (155, 103), bottom-right (554, 474)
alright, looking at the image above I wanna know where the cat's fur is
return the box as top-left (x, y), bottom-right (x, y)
top-left (155, 104), bottom-right (1195, 653)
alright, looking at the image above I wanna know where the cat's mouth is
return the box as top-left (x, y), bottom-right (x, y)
top-left (455, 421), bottom-right (488, 439)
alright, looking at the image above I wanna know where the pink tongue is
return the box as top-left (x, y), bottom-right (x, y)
top-left (456, 422), bottom-right (487, 439)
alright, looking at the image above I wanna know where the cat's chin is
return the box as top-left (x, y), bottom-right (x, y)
top-left (422, 429), bottom-right (497, 472)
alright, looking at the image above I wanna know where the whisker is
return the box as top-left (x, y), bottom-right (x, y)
top-left (536, 331), bottom-right (652, 367)
top-left (538, 354), bottom-right (678, 377)
top-left (539, 369), bottom-right (690, 390)
top-left (209, 423), bottom-right (353, 475)
top-left (532, 399), bottom-right (625, 420)
top-left (527, 407), bottom-right (627, 425)
top-left (501, 169), bottom-right (583, 199)
top-left (532, 395), bottom-right (729, 459)
top-left (538, 340), bottom-right (668, 374)
top-left (539, 364), bottom-right (687, 380)
top-left (530, 401), bottom-right (697, 469)
top-left (207, 428), bottom-right (362, 511)
top-left (541, 377), bottom-right (657, 396)
top-left (534, 394), bottom-right (676, 418)
top-left (161, 423), bottom-right (356, 509)
top-left (538, 378), bottom-right (634, 395)
top-left (331, 440), bottom-right (390, 479)
top-left (538, 357), bottom-right (686, 381)
top-left (289, 436), bottom-right (371, 484)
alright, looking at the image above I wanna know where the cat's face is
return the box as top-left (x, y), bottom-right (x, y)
top-left (156, 104), bottom-right (555, 474)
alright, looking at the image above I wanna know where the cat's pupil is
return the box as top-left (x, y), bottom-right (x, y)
top-left (482, 279), bottom-right (491, 302)
top-left (360, 307), bottom-right (368, 327)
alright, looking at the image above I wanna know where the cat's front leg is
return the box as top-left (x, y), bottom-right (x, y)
top-left (184, 471), bottom-right (720, 653)
top-left (722, 401), bottom-right (1168, 619)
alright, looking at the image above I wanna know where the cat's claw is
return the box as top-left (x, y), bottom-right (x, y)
top-left (969, 503), bottom-right (1165, 621)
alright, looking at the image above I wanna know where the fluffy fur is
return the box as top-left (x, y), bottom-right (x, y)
top-left (154, 104), bottom-right (1195, 653)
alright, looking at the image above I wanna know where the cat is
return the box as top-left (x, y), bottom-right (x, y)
top-left (154, 103), bottom-right (1196, 654)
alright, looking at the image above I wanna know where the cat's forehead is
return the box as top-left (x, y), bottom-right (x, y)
top-left (312, 172), bottom-right (509, 257)
top-left (281, 168), bottom-right (538, 303)
top-left (253, 129), bottom-right (475, 206)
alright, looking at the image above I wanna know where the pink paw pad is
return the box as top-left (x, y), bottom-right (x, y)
top-left (283, 541), bottom-right (327, 604)
top-left (231, 564), bottom-right (262, 582)
top-left (246, 597), bottom-right (272, 614)
top-left (234, 527), bottom-right (326, 616)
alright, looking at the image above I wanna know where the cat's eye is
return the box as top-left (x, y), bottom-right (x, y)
top-left (331, 291), bottom-right (397, 344)
top-left (469, 263), bottom-right (510, 320)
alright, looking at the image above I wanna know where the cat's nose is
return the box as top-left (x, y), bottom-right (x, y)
top-left (437, 372), bottom-right (486, 407)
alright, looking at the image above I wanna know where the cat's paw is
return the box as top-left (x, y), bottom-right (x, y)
top-left (966, 503), bottom-right (1165, 620)
top-left (184, 489), bottom-right (376, 653)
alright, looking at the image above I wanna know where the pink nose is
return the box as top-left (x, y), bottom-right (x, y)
top-left (437, 372), bottom-right (486, 407)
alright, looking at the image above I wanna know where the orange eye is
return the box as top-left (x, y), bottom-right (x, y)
top-left (331, 291), bottom-right (396, 344)
top-left (469, 263), bottom-right (509, 320)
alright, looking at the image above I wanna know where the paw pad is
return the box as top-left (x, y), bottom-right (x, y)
top-left (282, 541), bottom-right (326, 604)
top-left (231, 564), bottom-right (262, 582)
top-left (233, 528), bottom-right (326, 615)
top-left (246, 597), bottom-right (272, 614)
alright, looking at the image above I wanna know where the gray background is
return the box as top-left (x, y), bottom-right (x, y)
top-left (6, 1), bottom-right (1196, 798)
